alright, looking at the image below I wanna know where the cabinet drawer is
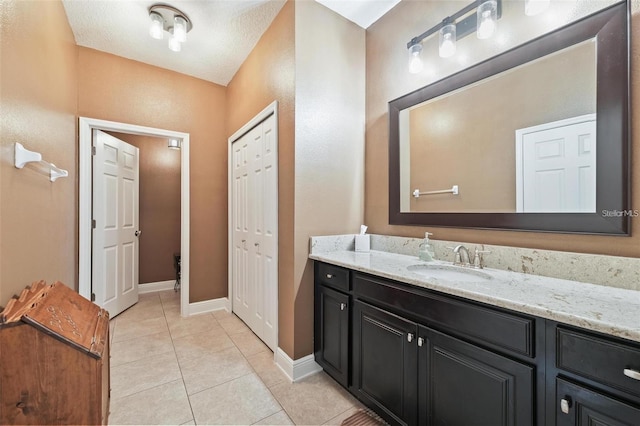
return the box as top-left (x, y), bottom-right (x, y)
top-left (556, 327), bottom-right (640, 396)
top-left (316, 263), bottom-right (350, 292)
top-left (354, 272), bottom-right (534, 357)
top-left (556, 378), bottom-right (640, 425)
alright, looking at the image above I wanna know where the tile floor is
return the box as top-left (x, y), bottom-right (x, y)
top-left (108, 290), bottom-right (364, 425)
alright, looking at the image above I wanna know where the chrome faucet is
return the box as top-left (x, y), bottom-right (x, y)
top-left (452, 245), bottom-right (471, 267)
top-left (451, 244), bottom-right (491, 268)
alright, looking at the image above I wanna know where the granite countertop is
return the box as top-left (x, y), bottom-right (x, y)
top-left (309, 249), bottom-right (640, 343)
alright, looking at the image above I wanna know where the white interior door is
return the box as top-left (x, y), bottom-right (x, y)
top-left (231, 114), bottom-right (278, 351)
top-left (93, 130), bottom-right (140, 317)
top-left (516, 115), bottom-right (596, 212)
top-left (232, 128), bottom-right (252, 324)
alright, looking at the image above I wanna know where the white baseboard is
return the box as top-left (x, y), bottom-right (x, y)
top-left (186, 297), bottom-right (229, 316)
top-left (139, 280), bottom-right (175, 294)
top-left (275, 348), bottom-right (322, 382)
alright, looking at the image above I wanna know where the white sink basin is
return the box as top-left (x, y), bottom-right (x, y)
top-left (407, 264), bottom-right (493, 283)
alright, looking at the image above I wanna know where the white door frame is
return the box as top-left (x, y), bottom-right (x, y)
top-left (227, 101), bottom-right (278, 341)
top-left (79, 117), bottom-right (190, 317)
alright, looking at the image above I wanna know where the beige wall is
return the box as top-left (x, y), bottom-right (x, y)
top-left (108, 133), bottom-right (180, 284)
top-left (293, 0), bottom-right (365, 358)
top-left (77, 48), bottom-right (227, 302)
top-left (0, 0), bottom-right (79, 304)
top-left (366, 0), bottom-right (640, 258)
top-left (227, 0), bottom-right (365, 360)
top-left (227, 0), bottom-right (296, 357)
top-left (407, 41), bottom-right (595, 212)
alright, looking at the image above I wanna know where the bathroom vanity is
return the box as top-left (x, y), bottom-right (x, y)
top-left (311, 241), bottom-right (640, 426)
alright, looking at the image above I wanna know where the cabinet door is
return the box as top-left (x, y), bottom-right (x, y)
top-left (314, 285), bottom-right (350, 387)
top-left (353, 301), bottom-right (417, 426)
top-left (556, 378), bottom-right (640, 425)
top-left (419, 326), bottom-right (534, 426)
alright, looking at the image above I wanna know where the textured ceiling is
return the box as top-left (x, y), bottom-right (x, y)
top-left (62, 0), bottom-right (398, 86)
top-left (315, 0), bottom-right (400, 28)
top-left (62, 0), bottom-right (287, 86)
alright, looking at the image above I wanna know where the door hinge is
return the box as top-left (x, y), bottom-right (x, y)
top-left (92, 146), bottom-right (96, 155)
top-left (91, 292), bottom-right (96, 302)
top-left (92, 219), bottom-right (96, 229)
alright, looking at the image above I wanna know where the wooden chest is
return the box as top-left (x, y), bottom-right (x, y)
top-left (0, 281), bottom-right (110, 425)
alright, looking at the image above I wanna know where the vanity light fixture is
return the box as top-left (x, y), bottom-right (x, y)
top-left (406, 0), bottom-right (502, 72)
top-left (148, 4), bottom-right (192, 52)
top-left (525, 0), bottom-right (550, 16)
top-left (168, 138), bottom-right (181, 149)
top-left (439, 19), bottom-right (457, 58)
top-left (408, 42), bottom-right (424, 74)
top-left (476, 0), bottom-right (498, 39)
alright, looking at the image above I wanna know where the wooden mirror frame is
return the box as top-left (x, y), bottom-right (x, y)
top-left (389, 0), bottom-right (630, 235)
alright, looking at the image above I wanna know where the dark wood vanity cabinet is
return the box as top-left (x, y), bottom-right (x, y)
top-left (314, 261), bottom-right (640, 426)
top-left (352, 298), bottom-right (534, 426)
top-left (548, 324), bottom-right (640, 426)
top-left (314, 263), bottom-right (351, 387)
top-left (316, 262), bottom-right (540, 426)
top-left (555, 379), bottom-right (640, 426)
top-left (419, 326), bottom-right (534, 426)
top-left (353, 301), bottom-right (418, 426)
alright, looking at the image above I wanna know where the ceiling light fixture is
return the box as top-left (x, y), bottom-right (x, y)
top-left (168, 138), bottom-right (181, 149)
top-left (148, 4), bottom-right (192, 52)
top-left (405, 0), bottom-right (503, 72)
top-left (149, 11), bottom-right (164, 40)
top-left (168, 28), bottom-right (181, 52)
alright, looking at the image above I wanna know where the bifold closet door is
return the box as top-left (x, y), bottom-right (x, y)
top-left (231, 114), bottom-right (277, 351)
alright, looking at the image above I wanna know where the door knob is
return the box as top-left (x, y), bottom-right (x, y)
top-left (340, 303), bottom-right (346, 311)
top-left (135, 230), bottom-right (142, 237)
top-left (560, 397), bottom-right (572, 414)
top-left (407, 333), bottom-right (414, 343)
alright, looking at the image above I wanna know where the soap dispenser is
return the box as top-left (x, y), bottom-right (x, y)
top-left (418, 232), bottom-right (435, 261)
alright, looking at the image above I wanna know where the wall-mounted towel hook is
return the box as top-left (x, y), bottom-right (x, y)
top-left (14, 143), bottom-right (68, 182)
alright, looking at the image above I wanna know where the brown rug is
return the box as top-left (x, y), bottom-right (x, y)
top-left (341, 409), bottom-right (388, 426)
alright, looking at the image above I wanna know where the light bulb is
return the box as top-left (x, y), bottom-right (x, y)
top-left (168, 28), bottom-right (181, 52)
top-left (408, 43), bottom-right (423, 74)
top-left (477, 0), bottom-right (498, 39)
top-left (149, 12), bottom-right (164, 40)
top-left (174, 15), bottom-right (187, 43)
top-left (525, 0), bottom-right (550, 16)
top-left (439, 22), bottom-right (457, 58)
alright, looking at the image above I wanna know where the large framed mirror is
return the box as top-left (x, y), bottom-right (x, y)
top-left (389, 0), bottom-right (630, 235)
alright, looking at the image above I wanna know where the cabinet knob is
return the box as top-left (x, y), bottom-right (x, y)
top-left (624, 368), bottom-right (640, 381)
top-left (560, 397), bottom-right (572, 414)
top-left (407, 333), bottom-right (414, 343)
top-left (340, 303), bottom-right (346, 311)
top-left (417, 337), bottom-right (424, 347)
top-left (326, 274), bottom-right (333, 279)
